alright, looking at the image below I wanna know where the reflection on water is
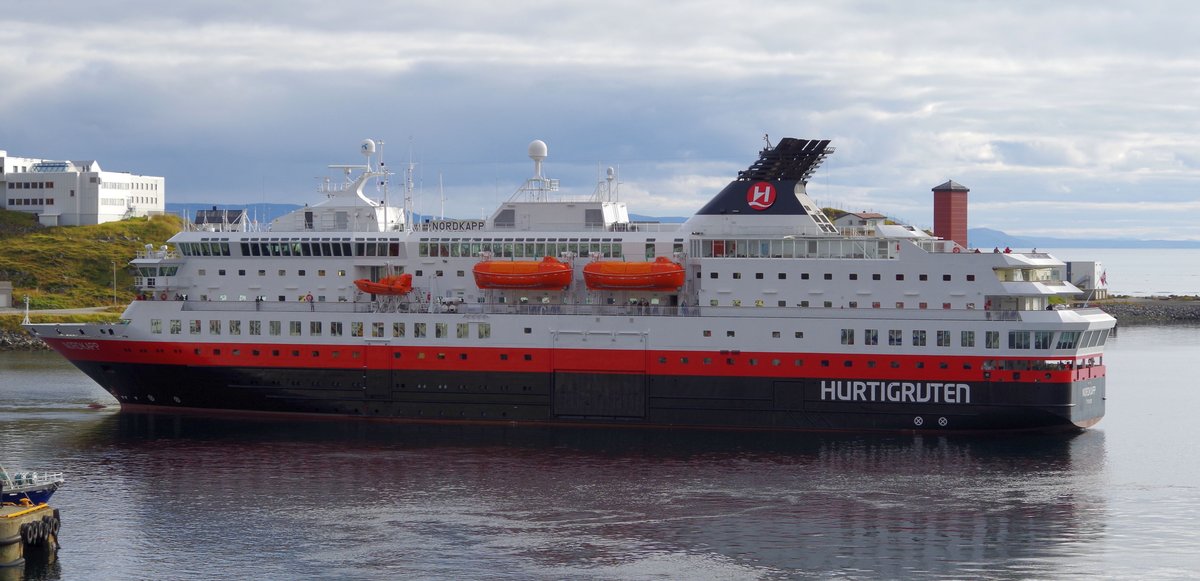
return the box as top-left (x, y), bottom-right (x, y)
top-left (15, 408), bottom-right (1107, 580)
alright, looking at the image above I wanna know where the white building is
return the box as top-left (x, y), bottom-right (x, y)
top-left (1, 149), bottom-right (165, 226)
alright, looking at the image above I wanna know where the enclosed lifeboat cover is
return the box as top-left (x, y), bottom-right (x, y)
top-left (583, 257), bottom-right (685, 291)
top-left (354, 273), bottom-right (413, 295)
top-left (473, 256), bottom-right (573, 290)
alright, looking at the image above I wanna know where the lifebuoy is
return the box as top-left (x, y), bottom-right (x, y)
top-left (160, 292), bottom-right (168, 301)
top-left (952, 247), bottom-right (961, 253)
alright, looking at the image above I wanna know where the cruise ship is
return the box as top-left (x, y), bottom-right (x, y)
top-left (26, 137), bottom-right (1115, 432)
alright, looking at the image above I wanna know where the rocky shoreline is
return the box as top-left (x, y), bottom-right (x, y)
top-left (1093, 298), bottom-right (1200, 325)
top-left (2, 298), bottom-right (1196, 352)
top-left (0, 329), bottom-right (47, 351)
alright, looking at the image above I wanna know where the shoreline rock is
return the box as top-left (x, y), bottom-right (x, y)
top-left (1094, 298), bottom-right (1200, 325)
top-left (0, 330), bottom-right (49, 351)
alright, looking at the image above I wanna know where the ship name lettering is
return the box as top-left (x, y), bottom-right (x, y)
top-left (62, 341), bottom-right (101, 351)
top-left (820, 380), bottom-right (971, 404)
top-left (1081, 386), bottom-right (1097, 397)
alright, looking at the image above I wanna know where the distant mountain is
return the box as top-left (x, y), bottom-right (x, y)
top-left (968, 227), bottom-right (1200, 249)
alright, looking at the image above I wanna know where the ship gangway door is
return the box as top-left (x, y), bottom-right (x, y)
top-left (550, 330), bottom-right (647, 419)
top-left (362, 338), bottom-right (392, 402)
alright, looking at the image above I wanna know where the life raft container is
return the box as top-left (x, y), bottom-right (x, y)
top-left (582, 257), bottom-right (685, 291)
top-left (472, 256), bottom-right (573, 290)
top-left (353, 273), bottom-right (414, 295)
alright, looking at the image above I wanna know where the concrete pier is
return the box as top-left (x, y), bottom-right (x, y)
top-left (0, 502), bottom-right (60, 576)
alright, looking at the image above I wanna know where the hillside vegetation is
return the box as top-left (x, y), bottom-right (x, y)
top-left (0, 210), bottom-right (184, 309)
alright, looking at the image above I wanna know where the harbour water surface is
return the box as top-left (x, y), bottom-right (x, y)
top-left (3, 324), bottom-right (1199, 579)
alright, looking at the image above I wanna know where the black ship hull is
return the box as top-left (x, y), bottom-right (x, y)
top-left (72, 360), bottom-right (1103, 433)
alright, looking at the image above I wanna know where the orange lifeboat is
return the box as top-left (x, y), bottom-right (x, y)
top-left (583, 257), bottom-right (685, 291)
top-left (473, 256), bottom-right (573, 290)
top-left (354, 273), bottom-right (413, 295)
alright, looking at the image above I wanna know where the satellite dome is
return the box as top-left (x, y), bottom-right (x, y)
top-left (360, 139), bottom-right (377, 156)
top-left (528, 140), bottom-right (548, 161)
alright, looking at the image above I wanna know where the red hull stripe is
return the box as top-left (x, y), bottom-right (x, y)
top-left (42, 337), bottom-right (1106, 384)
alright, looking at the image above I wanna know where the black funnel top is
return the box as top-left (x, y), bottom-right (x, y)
top-left (737, 138), bottom-right (832, 182)
top-left (694, 138), bottom-right (833, 216)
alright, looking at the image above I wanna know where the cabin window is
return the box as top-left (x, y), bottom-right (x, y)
top-left (824, 273), bottom-right (832, 280)
top-left (703, 330), bottom-right (712, 337)
top-left (840, 329), bottom-right (854, 345)
top-left (372, 323), bottom-right (385, 338)
top-left (1009, 331), bottom-right (1031, 349)
top-left (710, 272), bottom-right (718, 279)
top-left (919, 302), bottom-right (928, 309)
top-left (727, 330), bottom-right (736, 337)
top-left (150, 319), bottom-right (162, 334)
top-left (865, 329), bottom-right (878, 345)
top-left (330, 322), bottom-right (343, 336)
top-left (170, 320), bottom-right (181, 334)
top-left (393, 322), bottom-right (405, 337)
top-left (872, 274), bottom-right (881, 280)
top-left (756, 273), bottom-right (764, 279)
top-left (778, 273), bottom-right (786, 279)
top-left (772, 331), bottom-right (781, 338)
top-left (848, 301), bottom-right (858, 308)
top-left (822, 301), bottom-right (832, 308)
top-left (967, 274), bottom-right (976, 281)
top-left (190, 320), bottom-right (201, 335)
top-left (896, 274), bottom-right (904, 281)
top-left (290, 322), bottom-right (301, 336)
top-left (794, 331), bottom-right (804, 339)
top-left (238, 270), bottom-right (246, 276)
top-left (943, 274), bottom-right (952, 281)
top-left (478, 323), bottom-right (491, 339)
top-left (986, 331), bottom-right (1000, 349)
top-left (414, 323), bottom-right (426, 338)
top-left (310, 321), bottom-right (322, 336)
top-left (912, 330), bottom-right (927, 346)
top-left (937, 331), bottom-right (951, 347)
top-left (801, 273), bottom-right (809, 280)
top-left (733, 273), bottom-right (741, 279)
top-left (961, 331), bottom-right (975, 347)
top-left (849, 273), bottom-right (858, 280)
top-left (218, 269), bottom-right (226, 276)
top-left (889, 330), bottom-right (902, 346)
top-left (943, 303), bottom-right (951, 310)
top-left (919, 274), bottom-right (928, 281)
top-left (269, 321), bottom-right (281, 336)
top-left (1034, 331), bottom-right (1054, 349)
top-left (229, 320), bottom-right (241, 335)
top-left (350, 322), bottom-right (363, 337)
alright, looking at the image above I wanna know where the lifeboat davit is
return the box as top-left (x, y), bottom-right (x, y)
top-left (473, 256), bottom-right (573, 290)
top-left (354, 273), bottom-right (413, 295)
top-left (583, 257), bottom-right (685, 291)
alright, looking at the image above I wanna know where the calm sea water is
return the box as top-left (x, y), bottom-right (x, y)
top-left (3, 321), bottom-right (1200, 580)
top-left (1049, 248), bottom-right (1200, 297)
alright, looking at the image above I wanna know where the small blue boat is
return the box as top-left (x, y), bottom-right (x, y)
top-left (1, 466), bottom-right (64, 505)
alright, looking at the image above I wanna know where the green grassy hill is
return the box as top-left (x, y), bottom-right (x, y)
top-left (0, 210), bottom-right (184, 309)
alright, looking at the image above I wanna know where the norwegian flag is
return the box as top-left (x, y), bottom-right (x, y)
top-left (1100, 270), bottom-right (1107, 286)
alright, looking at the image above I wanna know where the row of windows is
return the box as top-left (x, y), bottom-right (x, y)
top-left (99, 181), bottom-right (158, 190)
top-left (838, 328), bottom-right (1107, 350)
top-left (6, 198), bottom-right (52, 206)
top-left (7, 181), bottom-right (54, 189)
top-left (708, 271), bottom-right (976, 282)
top-left (191, 346), bottom-right (533, 363)
top-left (650, 354), bottom-right (1092, 373)
top-left (420, 238), bottom-right (686, 260)
top-left (692, 238), bottom-right (893, 260)
top-left (706, 299), bottom-right (975, 309)
top-left (152, 319), bottom-right (492, 340)
top-left (197, 268), bottom-right (346, 278)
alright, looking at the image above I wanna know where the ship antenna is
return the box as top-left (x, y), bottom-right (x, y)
top-left (763, 133), bottom-right (773, 149)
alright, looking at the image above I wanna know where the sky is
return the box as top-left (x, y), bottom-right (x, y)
top-left (3, 0), bottom-right (1200, 240)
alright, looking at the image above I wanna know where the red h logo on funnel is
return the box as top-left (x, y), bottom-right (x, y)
top-left (747, 182), bottom-right (776, 210)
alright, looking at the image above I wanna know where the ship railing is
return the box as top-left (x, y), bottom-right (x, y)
top-left (135, 250), bottom-right (179, 260)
